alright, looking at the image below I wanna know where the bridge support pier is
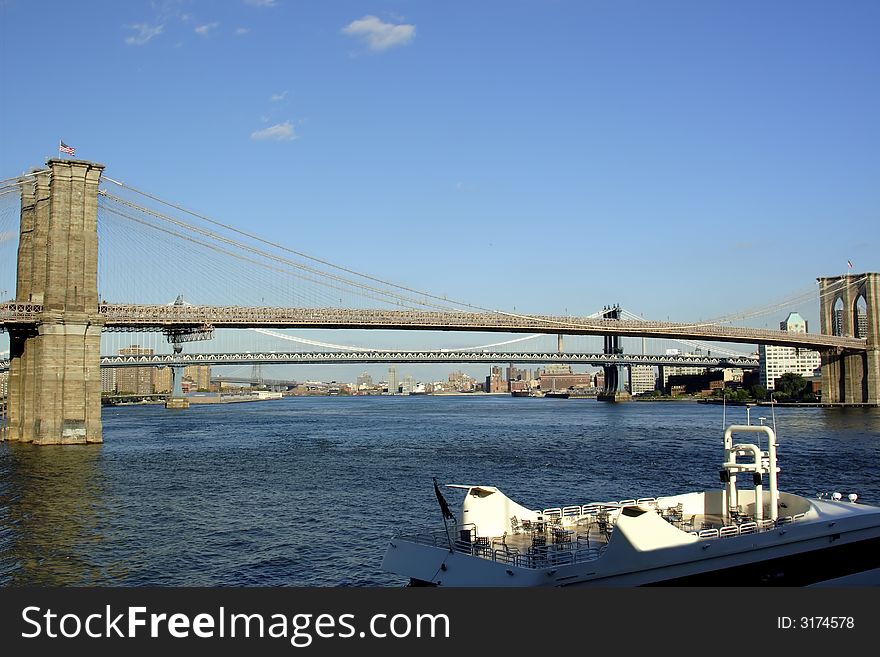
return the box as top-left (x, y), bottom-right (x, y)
top-left (596, 305), bottom-right (631, 403)
top-left (3, 159), bottom-right (105, 444)
top-left (166, 365), bottom-right (190, 409)
top-left (818, 273), bottom-right (880, 405)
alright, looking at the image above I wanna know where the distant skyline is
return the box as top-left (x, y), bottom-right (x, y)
top-left (2, 1), bottom-right (878, 381)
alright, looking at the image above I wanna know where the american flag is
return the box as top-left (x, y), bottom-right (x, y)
top-left (59, 140), bottom-right (75, 156)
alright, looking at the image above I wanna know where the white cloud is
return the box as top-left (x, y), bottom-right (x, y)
top-left (195, 22), bottom-right (219, 37)
top-left (342, 15), bottom-right (415, 52)
top-left (235, 27), bottom-right (251, 36)
top-left (270, 91), bottom-right (288, 102)
top-left (245, 0), bottom-right (277, 7)
top-left (251, 121), bottom-right (296, 141)
top-left (125, 23), bottom-right (164, 46)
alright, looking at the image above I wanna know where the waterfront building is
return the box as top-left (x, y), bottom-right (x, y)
top-left (538, 365), bottom-right (592, 392)
top-left (629, 365), bottom-right (657, 395)
top-left (357, 372), bottom-right (373, 388)
top-left (758, 312), bottom-right (822, 390)
top-left (486, 366), bottom-right (506, 393)
top-left (153, 367), bottom-right (172, 394)
top-left (659, 361), bottom-right (708, 390)
top-left (115, 345), bottom-right (154, 395)
top-left (184, 365), bottom-right (212, 391)
top-left (100, 367), bottom-right (116, 394)
top-left (506, 365), bottom-right (531, 384)
top-left (387, 366), bottom-right (399, 394)
top-left (448, 371), bottom-right (476, 392)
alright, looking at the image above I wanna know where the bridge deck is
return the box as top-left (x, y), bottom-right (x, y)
top-left (0, 303), bottom-right (866, 351)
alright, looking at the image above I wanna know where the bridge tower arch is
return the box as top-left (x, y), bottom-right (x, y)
top-left (4, 159), bottom-right (105, 444)
top-left (817, 273), bottom-right (880, 404)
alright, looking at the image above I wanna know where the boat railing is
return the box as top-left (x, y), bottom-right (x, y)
top-left (397, 522), bottom-right (606, 569)
top-left (687, 513), bottom-right (806, 541)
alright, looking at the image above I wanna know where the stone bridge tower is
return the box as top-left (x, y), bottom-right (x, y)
top-left (817, 272), bottom-right (880, 405)
top-left (4, 159), bottom-right (105, 443)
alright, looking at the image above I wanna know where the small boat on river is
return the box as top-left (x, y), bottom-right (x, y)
top-left (382, 423), bottom-right (880, 586)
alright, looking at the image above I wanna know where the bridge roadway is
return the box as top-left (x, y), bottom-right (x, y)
top-left (0, 302), bottom-right (866, 352)
top-left (0, 351), bottom-right (759, 371)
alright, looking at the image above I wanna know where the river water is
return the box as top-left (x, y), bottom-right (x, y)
top-left (1, 396), bottom-right (878, 586)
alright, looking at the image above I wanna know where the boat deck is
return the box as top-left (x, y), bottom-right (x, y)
top-left (400, 504), bottom-right (804, 571)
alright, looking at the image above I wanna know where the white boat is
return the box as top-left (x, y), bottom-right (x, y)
top-left (381, 423), bottom-right (880, 586)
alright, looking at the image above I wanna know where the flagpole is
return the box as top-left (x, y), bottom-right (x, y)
top-left (433, 477), bottom-right (455, 550)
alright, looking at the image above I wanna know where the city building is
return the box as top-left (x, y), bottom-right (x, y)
top-left (101, 367), bottom-right (116, 394)
top-left (629, 365), bottom-right (657, 395)
top-left (506, 365), bottom-right (531, 385)
top-left (115, 345), bottom-right (154, 395)
top-left (153, 367), bottom-right (172, 394)
top-left (448, 370), bottom-right (476, 392)
top-left (538, 364), bottom-right (592, 392)
top-left (758, 312), bottom-right (822, 390)
top-left (387, 366), bottom-right (399, 394)
top-left (486, 366), bottom-right (506, 393)
top-left (658, 353), bottom-right (708, 390)
top-left (184, 365), bottom-right (212, 391)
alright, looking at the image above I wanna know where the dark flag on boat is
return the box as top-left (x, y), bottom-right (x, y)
top-left (433, 477), bottom-right (455, 520)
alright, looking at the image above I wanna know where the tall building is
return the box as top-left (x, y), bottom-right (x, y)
top-left (357, 372), bottom-right (373, 387)
top-left (387, 366), bottom-right (399, 394)
top-left (448, 370), bottom-right (475, 391)
top-left (153, 367), bottom-right (172, 394)
top-left (506, 365), bottom-right (530, 383)
top-left (115, 345), bottom-right (154, 395)
top-left (486, 366), bottom-right (506, 393)
top-left (184, 365), bottom-right (212, 390)
top-left (758, 312), bottom-right (822, 390)
top-left (101, 367), bottom-right (117, 394)
top-left (629, 365), bottom-right (657, 395)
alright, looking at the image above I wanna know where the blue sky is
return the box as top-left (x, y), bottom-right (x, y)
top-left (2, 0), bottom-right (879, 381)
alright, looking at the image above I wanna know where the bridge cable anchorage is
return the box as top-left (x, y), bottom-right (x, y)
top-left (100, 178), bottom-right (497, 314)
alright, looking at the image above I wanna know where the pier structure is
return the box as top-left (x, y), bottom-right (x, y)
top-left (818, 273), bottom-right (880, 404)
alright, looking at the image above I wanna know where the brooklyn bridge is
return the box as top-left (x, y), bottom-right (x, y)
top-left (0, 159), bottom-right (877, 443)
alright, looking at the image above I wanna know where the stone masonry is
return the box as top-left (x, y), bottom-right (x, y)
top-left (4, 159), bottom-right (105, 443)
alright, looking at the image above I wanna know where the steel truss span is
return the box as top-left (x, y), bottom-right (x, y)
top-left (0, 302), bottom-right (867, 352)
top-left (103, 351), bottom-right (759, 368)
